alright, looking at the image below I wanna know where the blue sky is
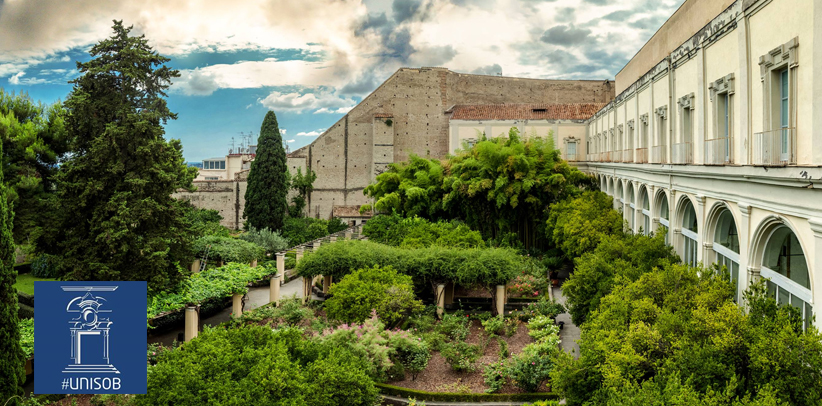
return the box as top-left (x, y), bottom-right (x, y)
top-left (0, 0), bottom-right (684, 162)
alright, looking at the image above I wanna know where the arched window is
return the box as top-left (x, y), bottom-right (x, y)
top-left (658, 193), bottom-right (670, 243)
top-left (639, 187), bottom-right (651, 235)
top-left (761, 226), bottom-right (812, 329)
top-left (713, 208), bottom-right (740, 301)
top-left (626, 183), bottom-right (635, 232)
top-left (615, 181), bottom-right (623, 212)
top-left (681, 198), bottom-right (698, 267)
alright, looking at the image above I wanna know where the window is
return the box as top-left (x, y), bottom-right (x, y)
top-left (756, 37), bottom-right (798, 165)
top-left (567, 141), bottom-right (577, 160)
top-left (659, 195), bottom-right (670, 244)
top-left (713, 208), bottom-right (740, 301)
top-left (681, 199), bottom-right (698, 267)
top-left (779, 68), bottom-right (790, 159)
top-left (640, 188), bottom-right (651, 235)
top-left (708, 74), bottom-right (735, 164)
top-left (760, 225), bottom-right (812, 330)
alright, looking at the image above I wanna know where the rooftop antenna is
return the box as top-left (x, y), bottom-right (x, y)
top-left (229, 137), bottom-right (235, 155)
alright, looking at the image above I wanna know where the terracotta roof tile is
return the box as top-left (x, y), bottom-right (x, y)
top-left (449, 103), bottom-right (606, 121)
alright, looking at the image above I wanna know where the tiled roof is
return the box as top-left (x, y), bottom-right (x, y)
top-left (449, 103), bottom-right (606, 121)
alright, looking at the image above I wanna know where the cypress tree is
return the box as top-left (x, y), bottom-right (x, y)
top-left (244, 111), bottom-right (288, 231)
top-left (0, 139), bottom-right (25, 405)
top-left (50, 21), bottom-right (197, 292)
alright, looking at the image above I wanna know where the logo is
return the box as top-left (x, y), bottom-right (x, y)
top-left (35, 281), bottom-right (147, 394)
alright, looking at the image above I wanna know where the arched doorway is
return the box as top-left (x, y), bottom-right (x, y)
top-left (679, 197), bottom-right (699, 267)
top-left (614, 181), bottom-right (623, 212)
top-left (639, 186), bottom-right (651, 235)
top-left (626, 183), bottom-right (635, 232)
top-left (656, 190), bottom-right (670, 244)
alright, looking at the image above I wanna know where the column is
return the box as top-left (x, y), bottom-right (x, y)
top-left (495, 285), bottom-right (506, 316)
top-left (695, 195), bottom-right (706, 263)
top-left (232, 293), bottom-right (243, 318)
top-left (444, 282), bottom-right (454, 305)
top-left (270, 274), bottom-right (281, 306)
top-left (184, 306), bottom-right (198, 342)
top-left (808, 218), bottom-right (822, 328)
top-left (436, 284), bottom-right (445, 318)
top-left (736, 12), bottom-right (751, 165)
top-left (323, 275), bottom-right (332, 294)
top-left (649, 185), bottom-right (659, 233)
top-left (295, 247), bottom-right (303, 264)
top-left (737, 202), bottom-right (752, 304)
top-left (695, 46), bottom-right (706, 165)
top-left (811, 3), bottom-right (822, 164)
top-left (276, 252), bottom-right (285, 275)
top-left (190, 259), bottom-right (200, 273)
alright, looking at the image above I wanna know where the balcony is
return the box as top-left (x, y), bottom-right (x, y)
top-left (602, 151), bottom-right (611, 162)
top-left (635, 148), bottom-right (648, 163)
top-left (753, 128), bottom-right (796, 166)
top-left (622, 149), bottom-right (633, 163)
top-left (705, 137), bottom-right (731, 165)
top-left (651, 145), bottom-right (667, 164)
top-left (671, 142), bottom-right (692, 164)
top-left (566, 152), bottom-right (578, 162)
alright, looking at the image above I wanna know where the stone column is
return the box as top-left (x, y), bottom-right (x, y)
top-left (276, 252), bottom-right (285, 275)
top-left (251, 259), bottom-right (258, 268)
top-left (314, 241), bottom-right (322, 250)
top-left (808, 218), bottom-right (822, 328)
top-left (184, 306), bottom-right (198, 342)
top-left (323, 275), bottom-right (332, 294)
top-left (232, 293), bottom-right (243, 318)
top-left (270, 274), bottom-right (281, 306)
top-left (495, 285), bottom-right (506, 316)
top-left (190, 259), bottom-right (200, 273)
top-left (295, 248), bottom-right (303, 264)
top-left (737, 203), bottom-right (752, 301)
top-left (436, 284), bottom-right (445, 318)
top-left (649, 185), bottom-right (659, 233)
top-left (695, 195), bottom-right (706, 263)
top-left (702, 242), bottom-right (714, 272)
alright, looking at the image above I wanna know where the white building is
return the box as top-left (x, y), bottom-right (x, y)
top-left (195, 145), bottom-right (256, 181)
top-left (577, 0), bottom-right (822, 328)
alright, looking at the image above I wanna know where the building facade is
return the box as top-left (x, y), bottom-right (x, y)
top-left (578, 0), bottom-right (822, 328)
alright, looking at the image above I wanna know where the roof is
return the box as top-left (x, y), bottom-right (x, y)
top-left (449, 103), bottom-right (607, 121)
top-left (332, 205), bottom-right (372, 218)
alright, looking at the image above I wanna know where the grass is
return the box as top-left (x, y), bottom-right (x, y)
top-left (14, 273), bottom-right (55, 295)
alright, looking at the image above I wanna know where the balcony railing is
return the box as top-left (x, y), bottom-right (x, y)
top-left (602, 151), bottom-right (611, 162)
top-left (566, 152), bottom-right (578, 162)
top-left (622, 149), bottom-right (633, 163)
top-left (753, 128), bottom-right (796, 166)
top-left (651, 145), bottom-right (667, 164)
top-left (671, 142), bottom-right (693, 164)
top-left (705, 137), bottom-right (731, 165)
top-left (635, 148), bottom-right (648, 163)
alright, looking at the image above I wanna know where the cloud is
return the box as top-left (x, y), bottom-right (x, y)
top-left (540, 25), bottom-right (592, 47)
top-left (175, 68), bottom-right (219, 96)
top-left (408, 45), bottom-right (457, 67)
top-left (280, 129), bottom-right (287, 135)
top-left (393, 0), bottom-right (432, 23)
top-left (296, 129), bottom-right (326, 137)
top-left (286, 139), bottom-right (296, 143)
top-left (468, 64), bottom-right (502, 75)
top-left (314, 106), bottom-right (354, 114)
top-left (8, 71), bottom-right (48, 85)
top-left (258, 89), bottom-right (354, 113)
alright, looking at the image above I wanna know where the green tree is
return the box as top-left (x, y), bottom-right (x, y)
top-left (326, 265), bottom-right (423, 327)
top-left (48, 21), bottom-right (197, 292)
top-left (244, 111), bottom-right (288, 230)
top-left (288, 167), bottom-right (316, 218)
top-left (546, 191), bottom-right (624, 260)
top-left (0, 139), bottom-right (25, 405)
top-left (0, 89), bottom-right (69, 242)
top-left (365, 154), bottom-right (446, 219)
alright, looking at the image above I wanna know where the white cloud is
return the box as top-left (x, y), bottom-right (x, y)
top-left (286, 139), bottom-right (296, 143)
top-left (314, 106), bottom-right (354, 114)
top-left (8, 71), bottom-right (48, 85)
top-left (296, 129), bottom-right (326, 137)
top-left (279, 129), bottom-right (287, 135)
top-left (258, 90), bottom-right (354, 113)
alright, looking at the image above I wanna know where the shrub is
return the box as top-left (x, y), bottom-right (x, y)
top-left (441, 341), bottom-right (481, 372)
top-left (363, 214), bottom-right (485, 249)
top-left (483, 359), bottom-right (508, 393)
top-left (326, 265), bottom-right (423, 326)
top-left (509, 337), bottom-right (559, 392)
top-left (303, 348), bottom-right (380, 406)
top-left (436, 313), bottom-right (470, 342)
top-left (527, 316), bottom-right (560, 342)
top-left (238, 227), bottom-right (288, 254)
top-left (545, 191), bottom-right (624, 260)
top-left (280, 217), bottom-right (349, 246)
top-left (522, 298), bottom-right (566, 320)
top-left (30, 254), bottom-right (62, 278)
top-left (192, 236), bottom-right (265, 264)
top-left (316, 313), bottom-right (394, 380)
top-left (482, 315), bottom-right (505, 336)
top-left (504, 317), bottom-right (519, 337)
top-left (184, 206), bottom-right (230, 237)
top-left (19, 318), bottom-right (34, 358)
top-left (497, 337), bottom-right (509, 359)
top-left (387, 330), bottom-right (431, 380)
top-left (508, 274), bottom-right (544, 298)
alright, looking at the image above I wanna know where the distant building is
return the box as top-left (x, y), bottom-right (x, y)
top-left (194, 145), bottom-right (256, 181)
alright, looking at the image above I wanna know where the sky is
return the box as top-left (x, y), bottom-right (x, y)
top-left (0, 0), bottom-right (685, 162)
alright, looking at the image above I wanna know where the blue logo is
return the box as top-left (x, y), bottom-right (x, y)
top-left (35, 281), bottom-right (147, 394)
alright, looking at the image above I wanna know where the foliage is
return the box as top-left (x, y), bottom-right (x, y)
top-left (550, 263), bottom-right (822, 406)
top-left (280, 217), bottom-right (347, 246)
top-left (440, 341), bottom-right (481, 372)
top-left (136, 325), bottom-right (378, 406)
top-left (0, 89), bottom-right (69, 243)
top-left (29, 254), bottom-right (62, 278)
top-left (363, 213), bottom-right (485, 248)
top-left (18, 318), bottom-right (34, 358)
top-left (435, 380), bottom-right (472, 394)
top-left (183, 205), bottom-right (230, 237)
top-left (316, 312), bottom-right (393, 380)
top-left (387, 329), bottom-right (431, 380)
top-left (546, 191), bottom-right (624, 260)
top-left (482, 315), bottom-right (505, 336)
top-left (147, 263), bottom-right (274, 319)
top-left (522, 402), bottom-right (560, 406)
top-left (497, 337), bottom-right (509, 359)
top-left (527, 316), bottom-right (559, 342)
top-left (562, 231), bottom-right (678, 325)
top-left (509, 274), bottom-right (545, 298)
top-left (519, 298), bottom-right (566, 321)
top-left (365, 130), bottom-right (597, 249)
top-left (238, 227), bottom-right (288, 254)
top-left (0, 132), bottom-right (25, 405)
top-left (244, 111), bottom-right (288, 231)
top-left (483, 358), bottom-right (508, 393)
top-left (288, 167), bottom-right (316, 218)
top-left (326, 265), bottom-right (423, 327)
top-left (45, 21), bottom-right (197, 293)
top-left (509, 337), bottom-right (560, 392)
top-left (192, 236), bottom-right (265, 264)
top-left (436, 313), bottom-right (471, 342)
top-left (233, 297), bottom-right (315, 328)
top-left (296, 240), bottom-right (522, 290)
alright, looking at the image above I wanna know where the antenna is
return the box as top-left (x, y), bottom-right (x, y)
top-left (229, 137), bottom-right (235, 154)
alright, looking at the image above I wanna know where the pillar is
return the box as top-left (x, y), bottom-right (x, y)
top-left (737, 203), bottom-right (752, 302)
top-left (190, 259), bottom-right (200, 273)
top-left (323, 275), bottom-right (332, 294)
top-left (251, 259), bottom-right (258, 268)
top-left (808, 218), bottom-right (822, 328)
top-left (436, 284), bottom-right (445, 318)
top-left (276, 252), bottom-right (285, 276)
top-left (295, 248), bottom-right (303, 264)
top-left (695, 195), bottom-right (706, 263)
top-left (270, 274), bottom-right (281, 306)
top-left (184, 306), bottom-right (198, 342)
top-left (495, 285), bottom-right (506, 316)
top-left (314, 241), bottom-right (321, 250)
top-left (232, 293), bottom-right (243, 318)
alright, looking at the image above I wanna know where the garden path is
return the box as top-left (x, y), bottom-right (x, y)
top-left (552, 284), bottom-right (580, 358)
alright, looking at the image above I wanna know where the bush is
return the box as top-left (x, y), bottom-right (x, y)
top-left (387, 330), bottom-right (431, 380)
top-left (193, 236), bottom-right (265, 264)
top-left (436, 313), bottom-right (470, 342)
top-left (238, 227), bottom-right (289, 253)
top-left (363, 214), bottom-right (485, 249)
top-left (326, 265), bottom-right (423, 326)
top-left (136, 325), bottom-right (378, 406)
top-left (482, 315), bottom-right (505, 336)
top-left (441, 341), bottom-right (481, 372)
top-left (280, 217), bottom-right (348, 247)
top-left (509, 338), bottom-right (559, 392)
top-left (508, 274), bottom-right (544, 298)
top-left (522, 298), bottom-right (565, 320)
top-left (316, 313), bottom-right (394, 380)
top-left (19, 318), bottom-right (34, 358)
top-left (527, 316), bottom-right (559, 342)
top-left (30, 254), bottom-right (62, 278)
top-left (184, 206), bottom-right (230, 237)
top-left (545, 191), bottom-right (624, 260)
top-left (483, 359), bottom-right (508, 393)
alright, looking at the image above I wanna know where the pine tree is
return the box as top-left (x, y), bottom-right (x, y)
top-left (244, 111), bottom-right (288, 231)
top-left (0, 138), bottom-right (25, 405)
top-left (50, 21), bottom-right (197, 292)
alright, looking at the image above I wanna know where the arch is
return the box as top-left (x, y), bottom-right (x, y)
top-left (675, 194), bottom-right (699, 267)
top-left (639, 185), bottom-right (651, 211)
top-left (674, 193), bottom-right (698, 233)
top-left (654, 188), bottom-right (670, 221)
top-left (615, 180), bottom-right (623, 202)
top-left (705, 201), bottom-right (742, 301)
top-left (638, 185), bottom-right (652, 235)
top-left (750, 215), bottom-right (813, 329)
top-left (626, 182), bottom-right (635, 204)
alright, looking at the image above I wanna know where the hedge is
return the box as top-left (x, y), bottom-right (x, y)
top-left (193, 236), bottom-right (265, 264)
top-left (295, 240), bottom-right (523, 289)
top-left (376, 383), bottom-right (558, 402)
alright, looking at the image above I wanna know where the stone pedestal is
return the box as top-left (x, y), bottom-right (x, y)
top-left (330, 236), bottom-right (337, 242)
top-left (296, 248), bottom-right (303, 264)
top-left (345, 231), bottom-right (352, 240)
top-left (270, 275), bottom-right (281, 306)
top-left (276, 253), bottom-right (285, 275)
top-left (251, 259), bottom-right (258, 268)
top-left (495, 285), bottom-right (506, 316)
top-left (232, 293), bottom-right (243, 318)
top-left (436, 284), bottom-right (445, 318)
top-left (185, 306), bottom-right (198, 342)
top-left (323, 275), bottom-right (332, 293)
top-left (190, 259), bottom-right (200, 273)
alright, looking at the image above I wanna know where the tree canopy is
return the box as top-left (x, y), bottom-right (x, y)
top-left (47, 21), bottom-right (197, 292)
top-left (244, 111), bottom-right (288, 230)
top-left (545, 191), bottom-right (624, 260)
